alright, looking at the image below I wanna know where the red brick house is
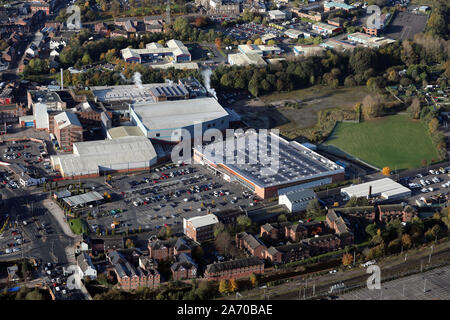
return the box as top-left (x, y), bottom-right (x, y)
top-left (264, 242), bottom-right (310, 264)
top-left (235, 232), bottom-right (267, 259)
top-left (378, 204), bottom-right (417, 223)
top-left (148, 237), bottom-right (191, 261)
top-left (170, 253), bottom-right (197, 281)
top-left (284, 224), bottom-right (308, 242)
top-left (204, 257), bottom-right (264, 281)
top-left (107, 251), bottom-right (160, 291)
top-left (260, 223), bottom-right (278, 240)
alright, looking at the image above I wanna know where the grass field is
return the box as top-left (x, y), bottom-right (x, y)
top-left (69, 218), bottom-right (89, 235)
top-left (322, 114), bottom-right (439, 170)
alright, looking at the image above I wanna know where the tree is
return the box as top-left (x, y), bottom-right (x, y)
top-left (349, 47), bottom-right (377, 75)
top-left (342, 253), bottom-right (353, 266)
top-left (218, 279), bottom-right (230, 295)
top-left (362, 94), bottom-right (384, 119)
top-left (401, 234), bottom-right (412, 249)
top-left (365, 223), bottom-right (378, 238)
top-left (229, 278), bottom-right (238, 292)
top-left (237, 215), bottom-right (252, 231)
top-left (213, 222), bottom-right (226, 239)
top-left (382, 167), bottom-right (391, 176)
top-left (277, 214), bottom-right (287, 223)
top-left (125, 238), bottom-right (135, 249)
top-left (250, 273), bottom-right (259, 287)
top-left (387, 238), bottom-right (401, 254)
top-left (409, 97), bottom-right (421, 119)
top-left (306, 199), bottom-right (324, 219)
top-left (345, 196), bottom-right (369, 208)
top-left (428, 118), bottom-right (439, 135)
top-left (215, 230), bottom-right (232, 255)
top-left (215, 37), bottom-right (222, 48)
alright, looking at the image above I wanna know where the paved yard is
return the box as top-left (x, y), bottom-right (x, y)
top-left (338, 265), bottom-right (450, 300)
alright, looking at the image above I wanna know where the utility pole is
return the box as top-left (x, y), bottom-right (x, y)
top-left (402, 284), bottom-right (405, 297)
top-left (428, 245), bottom-right (433, 263)
top-left (404, 253), bottom-right (407, 261)
top-left (353, 251), bottom-right (356, 265)
top-left (423, 279), bottom-right (427, 293)
top-left (420, 260), bottom-right (423, 273)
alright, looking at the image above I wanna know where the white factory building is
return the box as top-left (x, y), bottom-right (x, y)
top-left (50, 136), bottom-right (157, 178)
top-left (279, 188), bottom-right (316, 213)
top-left (130, 97), bottom-right (230, 143)
top-left (341, 178), bottom-right (411, 201)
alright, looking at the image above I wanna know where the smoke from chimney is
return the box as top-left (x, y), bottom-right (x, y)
top-left (201, 68), bottom-right (217, 99)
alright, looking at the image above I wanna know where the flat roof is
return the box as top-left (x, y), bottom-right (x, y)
top-left (341, 178), bottom-right (411, 199)
top-left (51, 136), bottom-right (157, 176)
top-left (54, 111), bottom-right (82, 129)
top-left (131, 97), bottom-right (229, 131)
top-left (185, 214), bottom-right (219, 228)
top-left (63, 191), bottom-right (103, 207)
top-left (107, 126), bottom-right (145, 139)
top-left (196, 132), bottom-right (344, 188)
top-left (91, 83), bottom-right (188, 103)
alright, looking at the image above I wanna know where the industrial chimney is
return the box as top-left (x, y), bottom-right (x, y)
top-left (60, 68), bottom-right (63, 90)
top-left (368, 185), bottom-right (372, 198)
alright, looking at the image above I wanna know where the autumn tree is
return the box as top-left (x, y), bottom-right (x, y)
top-left (219, 279), bottom-right (230, 295)
top-left (215, 37), bottom-right (222, 48)
top-left (409, 97), bottom-right (421, 119)
top-left (401, 234), bottom-right (412, 249)
top-left (362, 94), bottom-right (384, 119)
top-left (342, 253), bottom-right (353, 266)
top-left (250, 273), bottom-right (259, 287)
top-left (382, 167), bottom-right (391, 176)
top-left (125, 238), bottom-right (135, 249)
top-left (229, 278), bottom-right (238, 292)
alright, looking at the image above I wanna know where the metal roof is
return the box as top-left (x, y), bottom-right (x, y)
top-left (185, 214), bottom-right (219, 229)
top-left (197, 132), bottom-right (343, 188)
top-left (131, 97), bottom-right (229, 131)
top-left (341, 178), bottom-right (411, 199)
top-left (63, 191), bottom-right (103, 207)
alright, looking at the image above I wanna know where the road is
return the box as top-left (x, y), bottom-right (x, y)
top-left (0, 188), bottom-right (73, 265)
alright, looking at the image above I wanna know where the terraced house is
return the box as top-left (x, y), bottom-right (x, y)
top-left (204, 257), bottom-right (265, 280)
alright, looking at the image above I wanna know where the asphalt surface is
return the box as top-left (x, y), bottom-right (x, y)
top-left (84, 164), bottom-right (264, 235)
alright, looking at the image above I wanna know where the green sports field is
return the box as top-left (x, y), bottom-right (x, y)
top-left (322, 115), bottom-right (439, 171)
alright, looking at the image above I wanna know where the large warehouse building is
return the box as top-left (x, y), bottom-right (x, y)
top-left (50, 136), bottom-right (157, 178)
top-left (194, 132), bottom-right (344, 199)
top-left (121, 39), bottom-right (191, 64)
top-left (130, 97), bottom-right (230, 143)
top-left (341, 178), bottom-right (411, 200)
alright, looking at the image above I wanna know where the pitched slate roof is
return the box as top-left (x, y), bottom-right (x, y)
top-left (206, 257), bottom-right (263, 274)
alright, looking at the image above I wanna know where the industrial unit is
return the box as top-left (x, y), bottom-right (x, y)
top-left (91, 83), bottom-right (190, 104)
top-left (194, 132), bottom-right (344, 199)
top-left (279, 188), bottom-right (317, 213)
top-left (341, 178), bottom-right (411, 200)
top-left (130, 97), bottom-right (230, 143)
top-left (121, 39), bottom-right (191, 64)
top-left (50, 136), bottom-right (157, 178)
